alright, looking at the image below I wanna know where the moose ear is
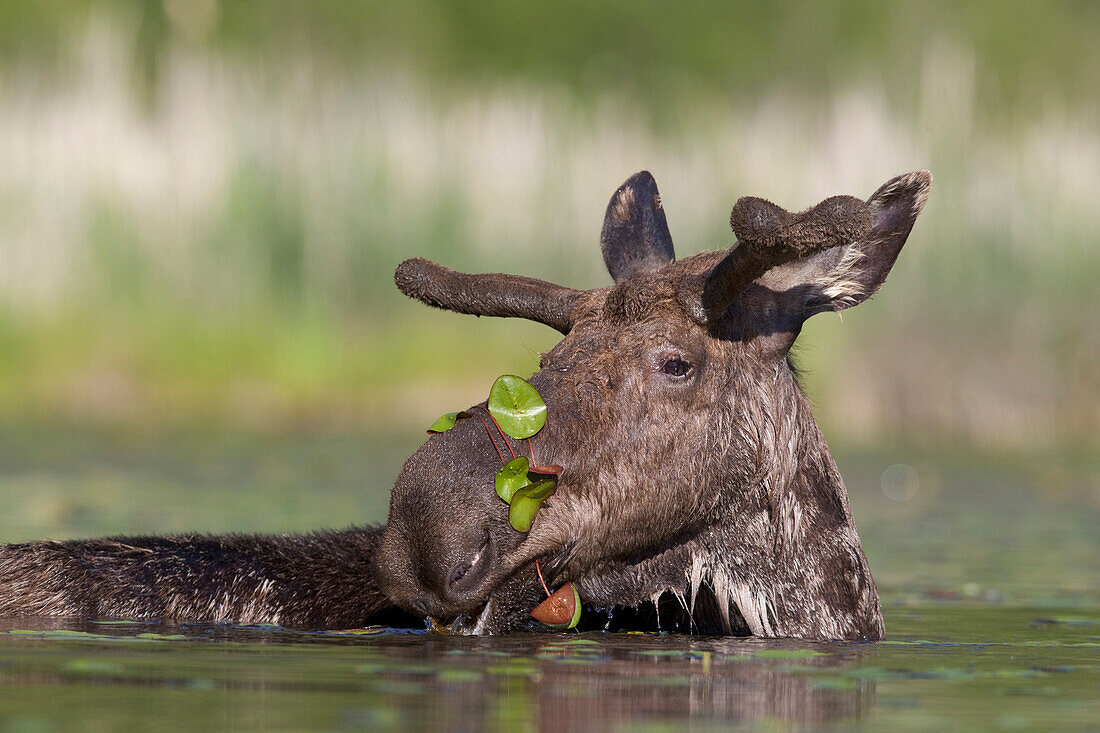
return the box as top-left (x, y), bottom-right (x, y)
top-left (765, 170), bottom-right (932, 319)
top-left (600, 171), bottom-right (676, 283)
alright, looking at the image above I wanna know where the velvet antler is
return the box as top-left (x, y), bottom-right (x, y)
top-left (700, 194), bottom-right (872, 319)
top-left (394, 258), bottom-right (583, 334)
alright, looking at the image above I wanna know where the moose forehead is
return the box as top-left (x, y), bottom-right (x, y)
top-left (575, 252), bottom-right (725, 329)
top-left (601, 273), bottom-right (678, 324)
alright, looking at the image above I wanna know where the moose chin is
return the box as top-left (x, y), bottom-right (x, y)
top-left (0, 170), bottom-right (930, 640)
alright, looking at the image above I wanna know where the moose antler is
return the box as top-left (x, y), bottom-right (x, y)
top-left (700, 194), bottom-right (872, 318)
top-left (395, 258), bottom-right (583, 334)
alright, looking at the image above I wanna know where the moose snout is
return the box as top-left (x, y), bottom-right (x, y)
top-left (377, 398), bottom-right (549, 620)
top-left (442, 532), bottom-right (494, 601)
top-left (375, 510), bottom-right (503, 619)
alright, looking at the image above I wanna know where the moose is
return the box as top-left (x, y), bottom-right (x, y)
top-left (0, 170), bottom-right (930, 640)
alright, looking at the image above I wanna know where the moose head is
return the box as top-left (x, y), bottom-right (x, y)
top-left (375, 170), bottom-right (931, 639)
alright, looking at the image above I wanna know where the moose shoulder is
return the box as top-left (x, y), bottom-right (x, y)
top-left (0, 171), bottom-right (930, 640)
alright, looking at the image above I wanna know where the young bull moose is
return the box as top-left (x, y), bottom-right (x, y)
top-left (0, 170), bottom-right (930, 640)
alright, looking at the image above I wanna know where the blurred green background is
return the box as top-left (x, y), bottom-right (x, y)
top-left (0, 1), bottom-right (1096, 544)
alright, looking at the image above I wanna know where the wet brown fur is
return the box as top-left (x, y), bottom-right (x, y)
top-left (377, 170), bottom-right (931, 639)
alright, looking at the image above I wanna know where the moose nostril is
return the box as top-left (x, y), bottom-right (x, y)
top-left (443, 536), bottom-right (492, 600)
top-left (447, 561), bottom-right (472, 588)
top-left (413, 598), bottom-right (432, 616)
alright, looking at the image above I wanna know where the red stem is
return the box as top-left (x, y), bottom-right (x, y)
top-left (485, 410), bottom-right (518, 460)
top-left (534, 559), bottom-right (552, 599)
top-left (527, 438), bottom-right (537, 466)
top-left (475, 413), bottom-right (506, 467)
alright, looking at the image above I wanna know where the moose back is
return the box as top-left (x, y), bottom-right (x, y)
top-left (0, 170), bottom-right (931, 639)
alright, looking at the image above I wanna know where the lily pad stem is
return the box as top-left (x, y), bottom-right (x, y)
top-left (535, 559), bottom-right (552, 599)
top-left (474, 413), bottom-right (506, 467)
top-left (485, 409), bottom-right (518, 460)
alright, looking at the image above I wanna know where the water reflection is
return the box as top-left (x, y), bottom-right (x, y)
top-left (0, 617), bottom-right (874, 728)
top-left (397, 635), bottom-right (874, 729)
top-left (3, 610), bottom-right (1097, 730)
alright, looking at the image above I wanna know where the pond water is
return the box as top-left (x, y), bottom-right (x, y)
top-left (0, 428), bottom-right (1096, 729)
top-left (0, 607), bottom-right (1096, 730)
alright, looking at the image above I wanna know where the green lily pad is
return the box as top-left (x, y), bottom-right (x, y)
top-left (134, 633), bottom-right (187, 640)
top-left (62, 659), bottom-right (124, 674)
top-left (508, 479), bottom-right (556, 532)
top-left (427, 412), bottom-right (466, 434)
top-left (488, 375), bottom-right (547, 439)
top-left (753, 649), bottom-right (825, 659)
top-left (437, 669), bottom-right (484, 683)
top-left (495, 456), bottom-right (530, 503)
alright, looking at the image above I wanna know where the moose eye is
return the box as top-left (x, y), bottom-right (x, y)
top-left (661, 358), bottom-right (694, 378)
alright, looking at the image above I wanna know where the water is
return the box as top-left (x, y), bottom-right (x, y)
top-left (0, 607), bottom-right (1096, 730)
top-left (0, 427), bottom-right (1096, 729)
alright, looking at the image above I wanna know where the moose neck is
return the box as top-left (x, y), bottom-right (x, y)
top-left (700, 360), bottom-right (884, 639)
top-left (574, 361), bottom-right (885, 640)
